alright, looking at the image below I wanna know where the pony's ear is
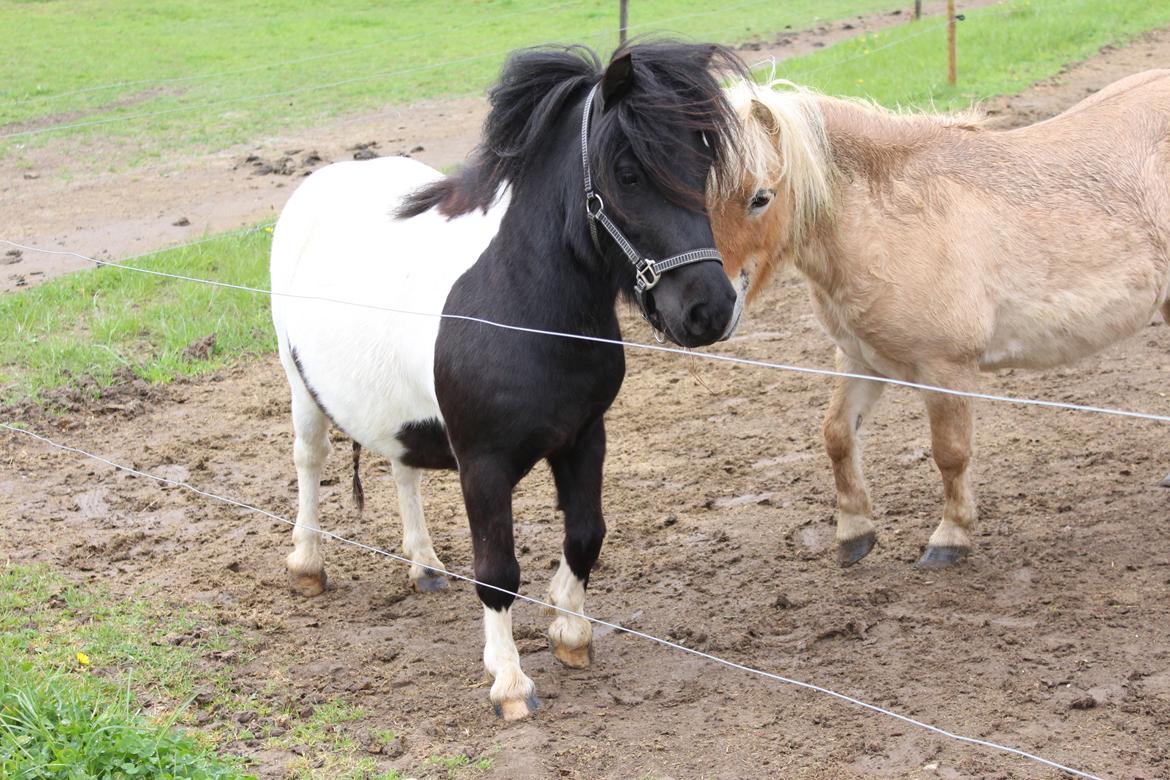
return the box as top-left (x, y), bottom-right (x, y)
top-left (601, 52), bottom-right (634, 106)
top-left (750, 98), bottom-right (780, 135)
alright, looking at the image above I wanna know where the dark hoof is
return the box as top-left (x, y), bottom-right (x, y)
top-left (412, 571), bottom-right (449, 593)
top-left (915, 545), bottom-right (969, 569)
top-left (493, 694), bottom-right (540, 721)
top-left (837, 532), bottom-right (876, 567)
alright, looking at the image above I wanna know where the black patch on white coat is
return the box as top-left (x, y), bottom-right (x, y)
top-left (396, 419), bottom-right (458, 471)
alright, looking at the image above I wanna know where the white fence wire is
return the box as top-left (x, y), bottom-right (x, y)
top-left (4, 235), bottom-right (1170, 425)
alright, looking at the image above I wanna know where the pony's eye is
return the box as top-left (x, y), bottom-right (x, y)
top-left (618, 169), bottom-right (639, 188)
top-left (749, 189), bottom-right (774, 212)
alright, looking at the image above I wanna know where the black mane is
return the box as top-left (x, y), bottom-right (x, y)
top-left (397, 42), bottom-right (747, 220)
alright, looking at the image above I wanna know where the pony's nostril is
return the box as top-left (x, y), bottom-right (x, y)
top-left (685, 301), bottom-right (713, 336)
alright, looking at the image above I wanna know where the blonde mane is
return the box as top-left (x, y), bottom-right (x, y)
top-left (722, 79), bottom-right (988, 244)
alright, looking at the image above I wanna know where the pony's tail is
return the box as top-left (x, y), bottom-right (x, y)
top-left (352, 441), bottom-right (365, 513)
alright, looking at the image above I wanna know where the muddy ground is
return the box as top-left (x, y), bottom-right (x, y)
top-left (4, 23), bottom-right (1170, 780)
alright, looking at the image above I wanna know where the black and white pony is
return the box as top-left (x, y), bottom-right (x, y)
top-left (270, 43), bottom-right (749, 719)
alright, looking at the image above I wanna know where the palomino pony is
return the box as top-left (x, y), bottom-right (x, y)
top-left (711, 72), bottom-right (1170, 569)
top-left (271, 43), bottom-right (748, 719)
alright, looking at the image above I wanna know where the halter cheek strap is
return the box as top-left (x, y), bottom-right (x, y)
top-left (579, 85), bottom-right (724, 310)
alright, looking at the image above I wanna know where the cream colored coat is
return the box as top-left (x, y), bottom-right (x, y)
top-left (712, 71), bottom-right (1170, 568)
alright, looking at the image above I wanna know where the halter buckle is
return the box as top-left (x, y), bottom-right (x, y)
top-left (634, 259), bottom-right (661, 292)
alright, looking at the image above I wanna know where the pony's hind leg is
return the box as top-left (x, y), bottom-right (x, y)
top-left (823, 350), bottom-right (886, 566)
top-left (391, 460), bottom-right (448, 592)
top-left (286, 380), bottom-right (332, 597)
top-left (546, 419), bottom-right (607, 669)
top-left (917, 383), bottom-right (977, 568)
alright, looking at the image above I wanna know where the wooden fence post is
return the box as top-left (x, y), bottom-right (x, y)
top-left (947, 0), bottom-right (957, 85)
top-left (619, 0), bottom-right (629, 46)
top-left (914, 0), bottom-right (922, 19)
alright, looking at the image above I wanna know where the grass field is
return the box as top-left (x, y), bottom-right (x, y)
top-left (3, 0), bottom-right (1169, 406)
top-left (780, 0), bottom-right (1170, 107)
top-left (0, 228), bottom-right (275, 404)
top-left (0, 565), bottom-right (253, 779)
top-left (0, 0), bottom-right (906, 165)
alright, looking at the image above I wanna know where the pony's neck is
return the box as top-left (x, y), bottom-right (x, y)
top-left (788, 97), bottom-right (970, 288)
top-left (485, 151), bottom-right (629, 331)
top-left (817, 96), bottom-right (952, 187)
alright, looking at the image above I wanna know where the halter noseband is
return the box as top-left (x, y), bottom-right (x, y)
top-left (579, 84), bottom-right (724, 321)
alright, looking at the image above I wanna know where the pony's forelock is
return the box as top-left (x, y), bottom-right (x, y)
top-left (720, 79), bottom-right (836, 246)
top-left (400, 43), bottom-right (750, 221)
top-left (591, 42), bottom-right (750, 213)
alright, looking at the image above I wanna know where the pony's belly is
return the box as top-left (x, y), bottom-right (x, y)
top-left (979, 294), bottom-right (1160, 371)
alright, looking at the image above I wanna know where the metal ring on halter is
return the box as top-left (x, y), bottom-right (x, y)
top-left (586, 192), bottom-right (604, 218)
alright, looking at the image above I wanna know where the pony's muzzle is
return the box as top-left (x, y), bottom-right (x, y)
top-left (681, 287), bottom-right (736, 346)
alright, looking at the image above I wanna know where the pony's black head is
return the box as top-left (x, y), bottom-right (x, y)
top-left (398, 41), bottom-right (749, 347)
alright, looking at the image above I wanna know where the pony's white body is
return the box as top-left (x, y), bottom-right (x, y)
top-left (271, 157), bottom-right (507, 457)
top-left (272, 156), bottom-right (558, 717)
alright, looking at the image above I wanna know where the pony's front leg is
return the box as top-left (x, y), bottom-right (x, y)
top-left (823, 350), bottom-right (886, 566)
top-left (460, 458), bottom-right (537, 720)
top-left (917, 384), bottom-right (977, 568)
top-left (391, 460), bottom-right (448, 592)
top-left (286, 389), bottom-right (331, 596)
top-left (546, 419), bottom-right (607, 669)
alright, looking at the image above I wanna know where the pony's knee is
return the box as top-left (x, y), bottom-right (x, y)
top-left (563, 519), bottom-right (606, 580)
top-left (475, 555), bottom-right (520, 612)
top-left (293, 434), bottom-right (329, 471)
top-left (931, 437), bottom-right (970, 476)
top-left (823, 414), bottom-right (853, 463)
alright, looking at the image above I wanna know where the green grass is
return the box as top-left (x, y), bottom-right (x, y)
top-left (0, 564), bottom-right (253, 779)
top-left (0, 227), bottom-right (275, 404)
top-left (777, 0), bottom-right (1170, 108)
top-left (0, 0), bottom-right (908, 166)
top-left (4, 0), bottom-right (1170, 406)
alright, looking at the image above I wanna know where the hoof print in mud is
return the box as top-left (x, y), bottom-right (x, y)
top-left (915, 546), bottom-right (969, 569)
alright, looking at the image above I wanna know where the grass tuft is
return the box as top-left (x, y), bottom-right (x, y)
top-left (0, 564), bottom-right (253, 779)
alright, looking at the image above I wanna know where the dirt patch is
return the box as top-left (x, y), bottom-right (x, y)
top-left (4, 21), bottom-right (1170, 780)
top-left (0, 0), bottom-right (996, 293)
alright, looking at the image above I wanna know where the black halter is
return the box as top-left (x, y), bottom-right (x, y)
top-left (579, 84), bottom-right (724, 321)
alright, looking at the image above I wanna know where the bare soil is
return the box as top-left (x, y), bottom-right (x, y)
top-left (4, 22), bottom-right (1170, 780)
top-left (0, 0), bottom-right (995, 292)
